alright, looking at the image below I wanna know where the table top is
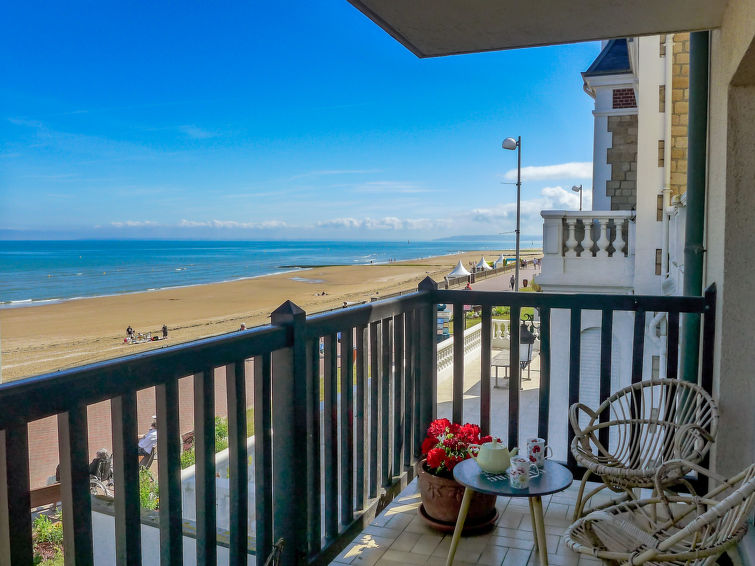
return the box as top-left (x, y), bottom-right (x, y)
top-left (452, 459), bottom-right (573, 497)
top-left (491, 351), bottom-right (510, 366)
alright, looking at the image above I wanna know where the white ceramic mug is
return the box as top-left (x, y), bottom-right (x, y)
top-left (526, 437), bottom-right (553, 468)
top-left (508, 456), bottom-right (540, 489)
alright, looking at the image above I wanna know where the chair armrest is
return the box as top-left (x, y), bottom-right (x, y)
top-left (569, 403), bottom-right (596, 437)
top-left (673, 423), bottom-right (714, 460)
top-left (569, 403), bottom-right (597, 452)
top-left (653, 459), bottom-right (692, 494)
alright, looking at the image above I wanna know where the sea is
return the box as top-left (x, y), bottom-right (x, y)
top-left (0, 239), bottom-right (538, 308)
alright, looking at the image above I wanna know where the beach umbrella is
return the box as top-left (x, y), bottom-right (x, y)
top-left (447, 261), bottom-right (471, 278)
top-left (475, 256), bottom-right (492, 271)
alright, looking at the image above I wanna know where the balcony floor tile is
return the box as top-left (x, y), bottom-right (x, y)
top-left (328, 477), bottom-right (604, 566)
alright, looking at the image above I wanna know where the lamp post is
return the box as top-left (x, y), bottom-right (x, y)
top-left (502, 136), bottom-right (521, 291)
top-left (571, 184), bottom-right (583, 211)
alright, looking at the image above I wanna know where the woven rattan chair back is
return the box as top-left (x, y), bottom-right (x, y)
top-left (570, 379), bottom-right (718, 517)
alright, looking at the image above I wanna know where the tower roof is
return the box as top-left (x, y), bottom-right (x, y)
top-left (583, 39), bottom-right (631, 77)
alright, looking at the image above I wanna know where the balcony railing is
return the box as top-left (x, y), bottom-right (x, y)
top-left (539, 210), bottom-right (635, 290)
top-left (0, 280), bottom-right (716, 565)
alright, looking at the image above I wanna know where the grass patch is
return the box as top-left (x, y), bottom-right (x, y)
top-left (180, 416), bottom-right (233, 470)
top-left (33, 512), bottom-right (63, 564)
top-left (139, 467), bottom-right (159, 510)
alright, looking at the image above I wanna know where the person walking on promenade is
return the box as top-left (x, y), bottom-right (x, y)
top-left (509, 274), bottom-right (515, 290)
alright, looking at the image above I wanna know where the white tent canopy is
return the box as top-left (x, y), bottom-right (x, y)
top-left (494, 254), bottom-right (506, 268)
top-left (476, 256), bottom-right (492, 271)
top-left (447, 260), bottom-right (471, 278)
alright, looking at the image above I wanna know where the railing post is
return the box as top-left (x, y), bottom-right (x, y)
top-left (270, 301), bottom-right (308, 565)
top-left (194, 368), bottom-right (217, 566)
top-left (156, 377), bottom-right (184, 565)
top-left (111, 392), bottom-right (142, 565)
top-left (58, 405), bottom-right (95, 565)
top-left (417, 277), bottom-right (437, 437)
top-left (0, 425), bottom-right (33, 565)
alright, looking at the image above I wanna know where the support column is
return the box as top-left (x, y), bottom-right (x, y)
top-left (681, 31), bottom-right (709, 384)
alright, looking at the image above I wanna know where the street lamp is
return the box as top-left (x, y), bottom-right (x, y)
top-left (502, 136), bottom-right (521, 292)
top-left (571, 184), bottom-right (583, 211)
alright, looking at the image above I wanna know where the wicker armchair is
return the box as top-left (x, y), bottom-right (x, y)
top-left (570, 379), bottom-right (718, 518)
top-left (564, 460), bottom-right (755, 566)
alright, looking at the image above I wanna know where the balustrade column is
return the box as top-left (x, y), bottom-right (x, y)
top-left (613, 219), bottom-right (626, 256)
top-left (581, 218), bottom-right (596, 257)
top-left (596, 218), bottom-right (610, 258)
top-left (564, 218), bottom-right (579, 257)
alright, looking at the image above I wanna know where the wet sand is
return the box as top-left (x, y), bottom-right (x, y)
top-left (1, 249), bottom-right (540, 381)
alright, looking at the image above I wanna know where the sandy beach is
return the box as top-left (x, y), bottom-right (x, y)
top-left (1, 249), bottom-right (540, 382)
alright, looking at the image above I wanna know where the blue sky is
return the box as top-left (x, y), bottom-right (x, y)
top-left (0, 2), bottom-right (599, 240)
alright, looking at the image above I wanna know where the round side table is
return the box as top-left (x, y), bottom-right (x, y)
top-left (445, 459), bottom-right (573, 566)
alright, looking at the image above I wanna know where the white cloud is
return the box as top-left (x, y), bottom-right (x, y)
top-left (468, 185), bottom-right (592, 234)
top-left (110, 220), bottom-right (160, 227)
top-left (316, 217), bottom-right (451, 231)
top-left (503, 162), bottom-right (592, 181)
top-left (177, 219), bottom-right (287, 229)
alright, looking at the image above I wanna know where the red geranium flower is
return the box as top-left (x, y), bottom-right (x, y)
top-left (421, 418), bottom-right (505, 477)
top-left (421, 436), bottom-right (437, 455)
top-left (427, 448), bottom-right (446, 469)
top-left (428, 418), bottom-right (451, 438)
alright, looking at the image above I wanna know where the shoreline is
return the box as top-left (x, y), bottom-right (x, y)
top-left (0, 249), bottom-right (540, 382)
top-left (0, 248), bottom-right (545, 310)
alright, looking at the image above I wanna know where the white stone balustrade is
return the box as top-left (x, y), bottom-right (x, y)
top-left (539, 210), bottom-right (635, 293)
top-left (437, 319), bottom-right (541, 380)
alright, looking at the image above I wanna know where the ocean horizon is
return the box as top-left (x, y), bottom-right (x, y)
top-left (0, 238), bottom-right (542, 307)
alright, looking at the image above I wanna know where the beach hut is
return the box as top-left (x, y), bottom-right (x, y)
top-left (475, 256), bottom-right (492, 271)
top-left (493, 254), bottom-right (506, 268)
top-left (447, 260), bottom-right (471, 278)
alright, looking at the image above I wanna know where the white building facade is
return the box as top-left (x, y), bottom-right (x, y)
top-left (537, 36), bottom-right (690, 455)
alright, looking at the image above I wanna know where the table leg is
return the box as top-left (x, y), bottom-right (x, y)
top-left (445, 487), bottom-right (473, 566)
top-left (532, 496), bottom-right (548, 566)
top-left (528, 498), bottom-right (538, 550)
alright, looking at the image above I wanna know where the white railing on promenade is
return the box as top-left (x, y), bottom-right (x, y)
top-left (437, 319), bottom-right (540, 379)
top-left (437, 323), bottom-right (482, 374)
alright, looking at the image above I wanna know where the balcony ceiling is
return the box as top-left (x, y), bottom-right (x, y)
top-left (346, 0), bottom-right (728, 58)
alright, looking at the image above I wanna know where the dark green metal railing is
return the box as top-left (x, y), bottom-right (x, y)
top-left (0, 280), bottom-right (716, 565)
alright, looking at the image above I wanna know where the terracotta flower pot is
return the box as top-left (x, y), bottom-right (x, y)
top-left (415, 459), bottom-right (497, 528)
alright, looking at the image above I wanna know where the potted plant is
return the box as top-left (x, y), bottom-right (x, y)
top-left (416, 418), bottom-right (499, 531)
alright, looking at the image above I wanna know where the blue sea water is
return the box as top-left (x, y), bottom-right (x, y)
top-left (0, 239), bottom-right (535, 307)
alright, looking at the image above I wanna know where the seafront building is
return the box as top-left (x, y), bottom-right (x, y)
top-left (0, 2), bottom-right (753, 565)
top-left (535, 34), bottom-right (695, 461)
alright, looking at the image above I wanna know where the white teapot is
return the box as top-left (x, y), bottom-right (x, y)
top-left (469, 439), bottom-right (518, 474)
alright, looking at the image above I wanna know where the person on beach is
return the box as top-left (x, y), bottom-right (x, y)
top-left (510, 275), bottom-right (515, 290)
top-left (239, 323), bottom-right (247, 331)
top-left (127, 325), bottom-right (134, 337)
top-left (162, 324), bottom-right (168, 338)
